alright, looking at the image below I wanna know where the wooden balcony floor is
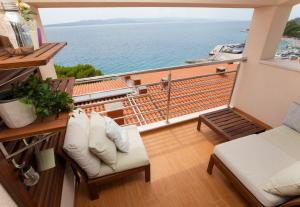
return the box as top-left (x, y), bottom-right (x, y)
top-left (76, 120), bottom-right (248, 207)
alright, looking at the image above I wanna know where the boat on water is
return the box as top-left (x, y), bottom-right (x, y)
top-left (185, 43), bottom-right (244, 64)
top-left (186, 41), bottom-right (300, 64)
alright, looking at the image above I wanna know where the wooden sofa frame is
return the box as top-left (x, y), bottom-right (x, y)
top-left (59, 150), bottom-right (151, 200)
top-left (207, 154), bottom-right (300, 207)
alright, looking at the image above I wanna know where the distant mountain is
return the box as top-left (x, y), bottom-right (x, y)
top-left (284, 18), bottom-right (300, 38)
top-left (45, 18), bottom-right (228, 27)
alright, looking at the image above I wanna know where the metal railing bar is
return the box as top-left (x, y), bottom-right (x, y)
top-left (126, 90), bottom-right (167, 99)
top-left (168, 79), bottom-right (234, 94)
top-left (169, 86), bottom-right (233, 100)
top-left (78, 95), bottom-right (168, 111)
top-left (169, 102), bottom-right (229, 116)
top-left (166, 72), bottom-right (172, 123)
top-left (169, 93), bottom-right (231, 109)
top-left (110, 107), bottom-right (167, 120)
top-left (127, 94), bottom-right (144, 124)
top-left (125, 97), bottom-right (168, 111)
top-left (171, 70), bottom-right (237, 83)
top-left (228, 63), bottom-right (241, 106)
top-left (75, 57), bottom-right (247, 84)
top-left (114, 114), bottom-right (165, 123)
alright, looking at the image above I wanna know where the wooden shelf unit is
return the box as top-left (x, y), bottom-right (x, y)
top-left (0, 78), bottom-right (74, 207)
top-left (0, 43), bottom-right (67, 70)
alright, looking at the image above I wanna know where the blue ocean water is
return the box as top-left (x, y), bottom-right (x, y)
top-left (45, 21), bottom-right (250, 75)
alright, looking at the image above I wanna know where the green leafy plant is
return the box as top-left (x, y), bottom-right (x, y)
top-left (55, 64), bottom-right (103, 79)
top-left (284, 18), bottom-right (300, 39)
top-left (16, 0), bottom-right (36, 22)
top-left (12, 75), bottom-right (73, 118)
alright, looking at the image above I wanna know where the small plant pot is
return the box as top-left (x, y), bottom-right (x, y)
top-left (0, 99), bottom-right (37, 128)
top-left (35, 148), bottom-right (56, 172)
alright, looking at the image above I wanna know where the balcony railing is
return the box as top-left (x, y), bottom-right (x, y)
top-left (73, 57), bottom-right (246, 130)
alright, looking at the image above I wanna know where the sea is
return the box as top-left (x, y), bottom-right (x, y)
top-left (45, 20), bottom-right (250, 75)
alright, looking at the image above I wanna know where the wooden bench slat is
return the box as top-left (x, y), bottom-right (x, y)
top-left (204, 109), bottom-right (232, 118)
top-left (223, 122), bottom-right (255, 133)
top-left (228, 124), bottom-right (259, 136)
top-left (212, 114), bottom-right (241, 124)
top-left (208, 111), bottom-right (237, 121)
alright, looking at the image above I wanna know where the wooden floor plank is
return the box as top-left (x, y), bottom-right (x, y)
top-left (75, 120), bottom-right (248, 207)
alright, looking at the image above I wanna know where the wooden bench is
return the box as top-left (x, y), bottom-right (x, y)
top-left (197, 108), bottom-right (266, 140)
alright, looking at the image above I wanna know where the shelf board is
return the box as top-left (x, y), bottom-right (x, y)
top-left (0, 78), bottom-right (75, 142)
top-left (0, 42), bottom-right (67, 70)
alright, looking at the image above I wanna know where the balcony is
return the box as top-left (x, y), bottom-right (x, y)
top-left (1, 0), bottom-right (300, 207)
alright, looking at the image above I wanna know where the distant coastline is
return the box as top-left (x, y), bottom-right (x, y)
top-left (44, 18), bottom-right (247, 28)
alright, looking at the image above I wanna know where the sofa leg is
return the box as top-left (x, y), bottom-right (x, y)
top-left (145, 164), bottom-right (151, 182)
top-left (207, 155), bottom-right (215, 175)
top-left (197, 119), bottom-right (202, 131)
top-left (87, 183), bottom-right (99, 200)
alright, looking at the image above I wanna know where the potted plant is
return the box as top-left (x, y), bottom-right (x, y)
top-left (0, 75), bottom-right (73, 128)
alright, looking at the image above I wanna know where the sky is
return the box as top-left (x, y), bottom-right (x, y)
top-left (40, 5), bottom-right (300, 25)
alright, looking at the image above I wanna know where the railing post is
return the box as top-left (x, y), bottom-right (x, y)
top-left (228, 62), bottom-right (241, 107)
top-left (166, 71), bottom-right (172, 123)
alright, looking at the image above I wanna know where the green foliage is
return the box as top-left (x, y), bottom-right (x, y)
top-left (16, 0), bottom-right (37, 22)
top-left (12, 75), bottom-right (73, 118)
top-left (284, 18), bottom-right (300, 38)
top-left (55, 64), bottom-right (102, 79)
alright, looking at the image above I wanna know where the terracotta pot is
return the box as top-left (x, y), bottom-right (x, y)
top-left (0, 99), bottom-right (37, 128)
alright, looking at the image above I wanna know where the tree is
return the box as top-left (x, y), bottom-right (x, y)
top-left (283, 18), bottom-right (300, 38)
top-left (54, 64), bottom-right (103, 79)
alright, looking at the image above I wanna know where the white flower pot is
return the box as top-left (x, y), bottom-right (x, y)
top-left (0, 99), bottom-right (37, 128)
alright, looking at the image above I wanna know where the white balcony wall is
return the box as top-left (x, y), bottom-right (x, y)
top-left (31, 6), bottom-right (58, 80)
top-left (231, 4), bottom-right (300, 127)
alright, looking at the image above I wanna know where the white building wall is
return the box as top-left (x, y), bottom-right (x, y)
top-left (231, 5), bottom-right (300, 127)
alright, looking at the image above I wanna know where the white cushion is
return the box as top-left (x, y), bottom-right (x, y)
top-left (259, 125), bottom-right (300, 160)
top-left (283, 102), bottom-right (300, 133)
top-left (105, 117), bottom-right (129, 152)
top-left (95, 125), bottom-right (149, 177)
top-left (89, 112), bottom-right (117, 170)
top-left (64, 109), bottom-right (101, 178)
top-left (265, 161), bottom-right (300, 196)
top-left (214, 135), bottom-right (294, 207)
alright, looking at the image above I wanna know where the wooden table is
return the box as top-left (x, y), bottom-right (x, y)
top-left (197, 108), bottom-right (266, 140)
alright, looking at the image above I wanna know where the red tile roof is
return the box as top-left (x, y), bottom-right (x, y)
top-left (74, 63), bottom-right (237, 126)
top-left (73, 79), bottom-right (127, 96)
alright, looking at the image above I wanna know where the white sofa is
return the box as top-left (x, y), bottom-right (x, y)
top-left (63, 123), bottom-right (150, 200)
top-left (213, 125), bottom-right (300, 207)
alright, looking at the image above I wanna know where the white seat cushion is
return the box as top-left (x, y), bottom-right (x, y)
top-left (214, 135), bottom-right (294, 207)
top-left (89, 112), bottom-right (117, 170)
top-left (265, 161), bottom-right (300, 196)
top-left (283, 102), bottom-right (300, 133)
top-left (259, 125), bottom-right (300, 160)
top-left (64, 109), bottom-right (101, 178)
top-left (94, 125), bottom-right (150, 178)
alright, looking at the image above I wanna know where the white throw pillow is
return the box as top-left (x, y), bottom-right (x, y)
top-left (89, 112), bottom-right (117, 170)
top-left (105, 116), bottom-right (130, 153)
top-left (63, 109), bottom-right (101, 178)
top-left (283, 102), bottom-right (300, 133)
top-left (264, 161), bottom-right (300, 196)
